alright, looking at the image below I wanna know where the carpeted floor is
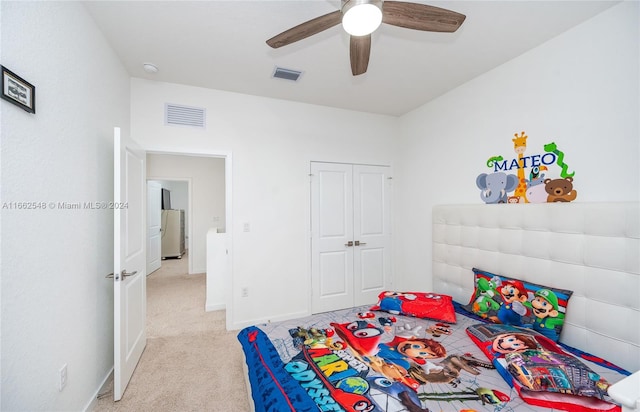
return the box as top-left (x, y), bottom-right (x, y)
top-left (93, 254), bottom-right (251, 411)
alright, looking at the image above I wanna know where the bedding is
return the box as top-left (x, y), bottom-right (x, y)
top-left (460, 268), bottom-right (573, 341)
top-left (466, 323), bottom-right (620, 411)
top-left (370, 291), bottom-right (457, 323)
top-left (238, 304), bottom-right (628, 412)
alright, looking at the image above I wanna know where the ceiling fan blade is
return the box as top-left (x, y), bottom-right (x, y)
top-left (350, 35), bottom-right (371, 76)
top-left (382, 1), bottom-right (466, 33)
top-left (266, 10), bottom-right (342, 48)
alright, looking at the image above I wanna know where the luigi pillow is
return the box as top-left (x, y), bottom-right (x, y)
top-left (460, 268), bottom-right (573, 342)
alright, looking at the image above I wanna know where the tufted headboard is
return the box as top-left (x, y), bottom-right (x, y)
top-left (432, 202), bottom-right (639, 373)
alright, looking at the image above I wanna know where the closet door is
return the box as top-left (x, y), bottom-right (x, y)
top-left (311, 162), bottom-right (355, 313)
top-left (353, 165), bottom-right (391, 306)
top-left (311, 162), bottom-right (391, 313)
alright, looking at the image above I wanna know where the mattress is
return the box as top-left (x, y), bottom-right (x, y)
top-left (238, 304), bottom-right (628, 412)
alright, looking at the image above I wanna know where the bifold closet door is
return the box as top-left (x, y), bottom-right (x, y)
top-left (310, 162), bottom-right (391, 313)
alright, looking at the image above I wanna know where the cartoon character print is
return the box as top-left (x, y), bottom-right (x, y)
top-left (366, 355), bottom-right (422, 391)
top-left (376, 336), bottom-right (446, 373)
top-left (331, 320), bottom-right (422, 390)
top-left (526, 182), bottom-right (548, 203)
top-left (544, 177), bottom-right (577, 202)
top-left (526, 166), bottom-right (549, 203)
top-left (377, 316), bottom-right (397, 333)
top-left (331, 321), bottom-right (384, 357)
top-left (426, 323), bottom-right (452, 338)
top-left (531, 289), bottom-right (564, 341)
top-left (378, 292), bottom-right (417, 315)
top-left (491, 280), bottom-right (531, 326)
top-left (471, 277), bottom-right (501, 317)
top-left (488, 333), bottom-right (539, 357)
top-left (366, 376), bottom-right (426, 412)
top-left (409, 353), bottom-right (495, 387)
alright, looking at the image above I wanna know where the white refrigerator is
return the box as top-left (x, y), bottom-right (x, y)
top-left (161, 209), bottom-right (185, 258)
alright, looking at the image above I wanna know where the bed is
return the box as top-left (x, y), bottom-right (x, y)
top-left (238, 202), bottom-right (639, 412)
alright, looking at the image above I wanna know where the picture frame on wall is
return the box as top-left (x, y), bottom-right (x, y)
top-left (1, 65), bottom-right (35, 114)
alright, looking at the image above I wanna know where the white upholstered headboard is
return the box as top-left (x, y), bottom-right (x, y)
top-left (432, 202), bottom-right (639, 373)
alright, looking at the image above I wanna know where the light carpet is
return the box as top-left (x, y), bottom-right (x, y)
top-left (93, 255), bottom-right (251, 411)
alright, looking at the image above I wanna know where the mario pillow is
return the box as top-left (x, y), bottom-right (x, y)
top-left (370, 291), bottom-right (456, 323)
top-left (461, 268), bottom-right (573, 341)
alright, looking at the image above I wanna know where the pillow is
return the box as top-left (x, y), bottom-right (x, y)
top-left (370, 291), bottom-right (456, 323)
top-left (466, 324), bottom-right (619, 412)
top-left (461, 268), bottom-right (573, 341)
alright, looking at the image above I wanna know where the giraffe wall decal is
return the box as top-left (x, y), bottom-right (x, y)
top-left (512, 131), bottom-right (529, 203)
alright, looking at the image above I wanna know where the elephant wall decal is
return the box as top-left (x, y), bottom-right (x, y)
top-left (476, 172), bottom-right (519, 204)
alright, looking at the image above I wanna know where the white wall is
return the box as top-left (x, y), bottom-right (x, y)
top-left (0, 2), bottom-right (130, 411)
top-left (394, 1), bottom-right (639, 291)
top-left (147, 154), bottom-right (226, 273)
top-left (131, 79), bottom-right (399, 328)
top-left (206, 230), bottom-right (228, 311)
top-left (163, 181), bottom-right (189, 218)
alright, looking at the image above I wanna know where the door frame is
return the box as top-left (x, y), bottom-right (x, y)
top-left (146, 180), bottom-right (163, 276)
top-left (145, 177), bottom-right (193, 273)
top-left (144, 149), bottom-right (233, 330)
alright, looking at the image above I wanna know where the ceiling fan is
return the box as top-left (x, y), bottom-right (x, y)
top-left (266, 0), bottom-right (466, 76)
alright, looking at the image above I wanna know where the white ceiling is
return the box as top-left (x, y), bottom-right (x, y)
top-left (83, 0), bottom-right (620, 116)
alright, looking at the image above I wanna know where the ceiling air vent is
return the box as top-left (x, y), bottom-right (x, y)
top-left (272, 67), bottom-right (303, 82)
top-left (165, 103), bottom-right (206, 128)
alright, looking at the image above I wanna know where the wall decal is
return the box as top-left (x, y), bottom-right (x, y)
top-left (543, 142), bottom-right (575, 178)
top-left (477, 131), bottom-right (577, 204)
top-left (476, 172), bottom-right (519, 204)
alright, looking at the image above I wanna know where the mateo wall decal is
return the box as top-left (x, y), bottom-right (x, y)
top-left (1, 65), bottom-right (35, 114)
top-left (476, 131), bottom-right (577, 204)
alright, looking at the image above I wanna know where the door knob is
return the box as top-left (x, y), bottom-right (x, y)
top-left (106, 270), bottom-right (138, 281)
top-left (345, 241), bottom-right (354, 247)
top-left (122, 270), bottom-right (138, 278)
top-left (355, 241), bottom-right (366, 246)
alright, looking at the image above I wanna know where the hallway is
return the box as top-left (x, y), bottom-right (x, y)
top-left (93, 255), bottom-right (250, 411)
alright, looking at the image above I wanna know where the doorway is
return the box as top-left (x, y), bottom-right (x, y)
top-left (144, 151), bottom-right (233, 329)
top-left (147, 153), bottom-right (225, 276)
top-left (147, 179), bottom-right (190, 275)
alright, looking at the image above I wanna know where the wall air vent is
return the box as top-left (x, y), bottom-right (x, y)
top-left (165, 103), bottom-right (206, 128)
top-left (272, 67), bottom-right (303, 82)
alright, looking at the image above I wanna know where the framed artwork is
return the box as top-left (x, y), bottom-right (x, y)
top-left (1, 65), bottom-right (35, 114)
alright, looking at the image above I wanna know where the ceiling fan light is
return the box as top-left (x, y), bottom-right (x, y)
top-left (342, 1), bottom-right (382, 36)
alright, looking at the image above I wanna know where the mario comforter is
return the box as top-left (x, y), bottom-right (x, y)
top-left (237, 305), bottom-right (626, 412)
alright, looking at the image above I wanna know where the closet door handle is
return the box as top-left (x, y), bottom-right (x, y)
top-left (345, 241), bottom-right (354, 247)
top-left (355, 241), bottom-right (366, 246)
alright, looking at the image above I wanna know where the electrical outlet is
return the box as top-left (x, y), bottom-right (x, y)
top-left (243, 222), bottom-right (250, 232)
top-left (59, 364), bottom-right (67, 391)
top-left (241, 287), bottom-right (249, 297)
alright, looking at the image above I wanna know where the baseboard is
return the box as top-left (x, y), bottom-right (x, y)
top-left (83, 367), bottom-right (113, 412)
top-left (206, 302), bottom-right (225, 312)
top-left (229, 309), bottom-right (310, 331)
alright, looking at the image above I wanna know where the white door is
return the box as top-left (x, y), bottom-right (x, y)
top-left (311, 162), bottom-right (391, 313)
top-left (113, 127), bottom-right (147, 401)
top-left (311, 163), bottom-right (355, 313)
top-left (147, 181), bottom-right (162, 275)
top-left (352, 165), bottom-right (391, 306)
